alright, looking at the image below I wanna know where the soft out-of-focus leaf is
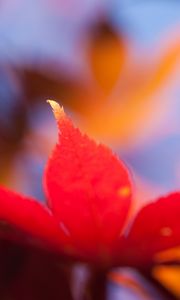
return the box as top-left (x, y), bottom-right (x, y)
top-left (87, 20), bottom-right (126, 94)
top-left (83, 38), bottom-right (180, 145)
top-left (152, 266), bottom-right (180, 298)
top-left (154, 247), bottom-right (180, 265)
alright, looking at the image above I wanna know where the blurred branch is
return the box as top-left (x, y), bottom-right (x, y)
top-left (83, 270), bottom-right (107, 300)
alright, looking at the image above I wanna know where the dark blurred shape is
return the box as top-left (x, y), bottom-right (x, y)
top-left (0, 239), bottom-right (73, 300)
top-left (20, 67), bottom-right (89, 113)
top-left (0, 239), bottom-right (25, 294)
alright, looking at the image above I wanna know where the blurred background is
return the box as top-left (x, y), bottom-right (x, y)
top-left (0, 1), bottom-right (180, 299)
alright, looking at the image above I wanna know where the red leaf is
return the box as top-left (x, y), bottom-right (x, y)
top-left (120, 193), bottom-right (180, 268)
top-left (0, 186), bottom-right (68, 252)
top-left (45, 101), bottom-right (132, 262)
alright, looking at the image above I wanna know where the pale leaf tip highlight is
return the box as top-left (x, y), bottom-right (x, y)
top-left (47, 100), bottom-right (64, 121)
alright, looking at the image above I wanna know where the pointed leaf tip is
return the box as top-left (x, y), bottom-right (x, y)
top-left (47, 100), bottom-right (64, 121)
